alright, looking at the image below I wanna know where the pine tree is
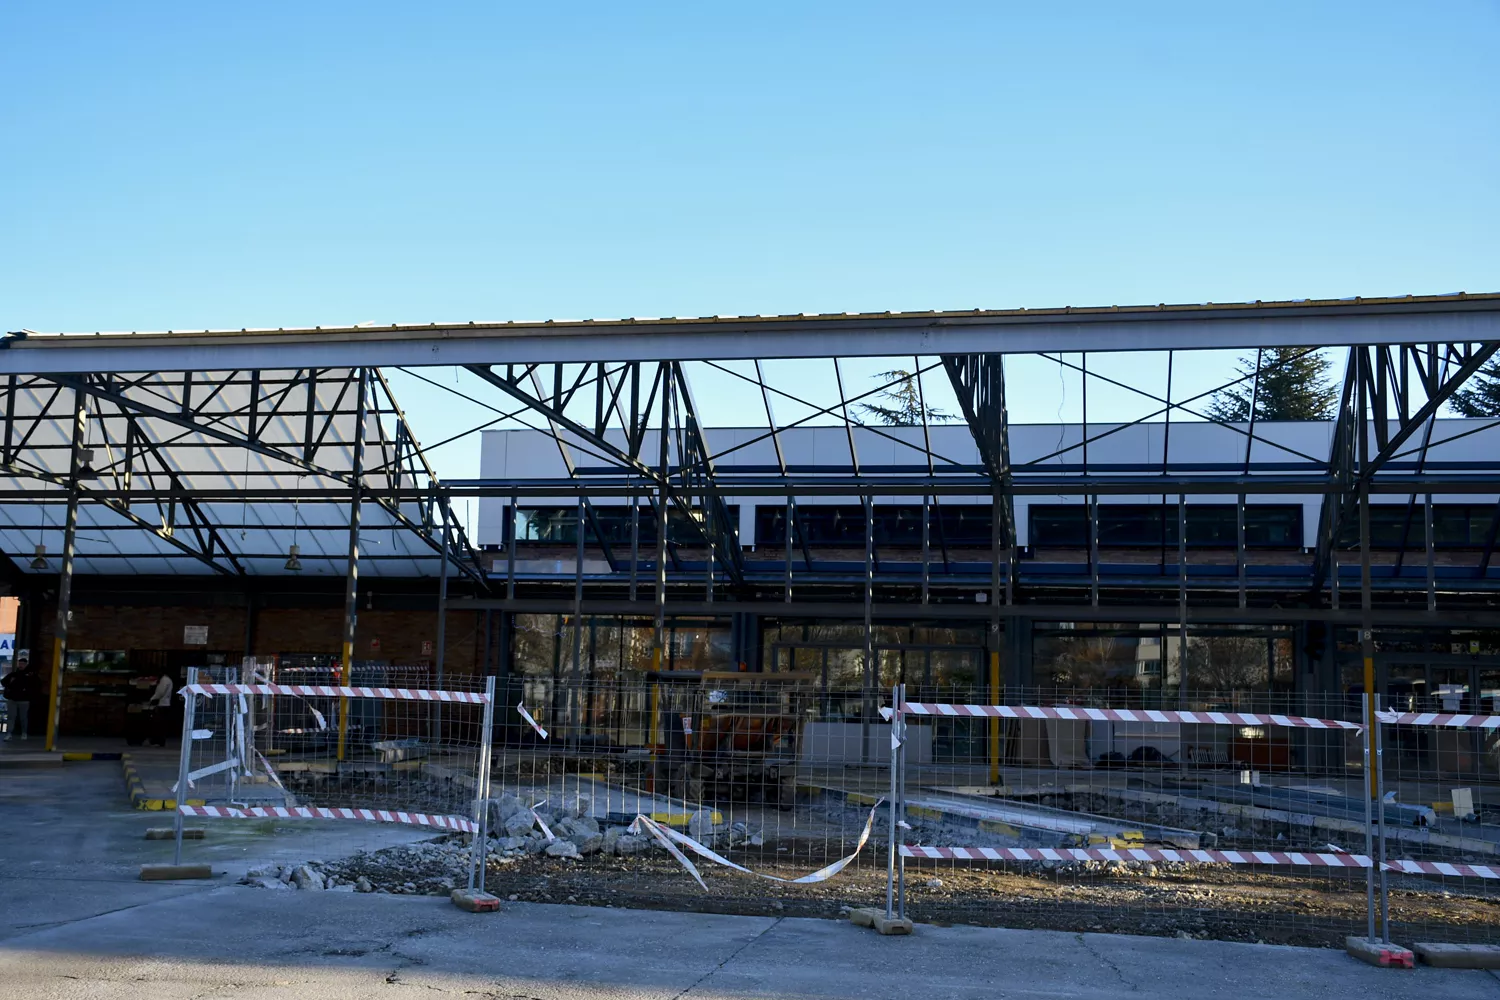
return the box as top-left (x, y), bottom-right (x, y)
top-left (857, 370), bottom-right (953, 425)
top-left (1206, 348), bottom-right (1338, 422)
top-left (1450, 359), bottom-right (1500, 417)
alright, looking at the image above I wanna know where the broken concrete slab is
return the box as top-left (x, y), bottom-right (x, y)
top-left (1412, 943), bottom-right (1500, 969)
top-left (139, 863), bottom-right (213, 881)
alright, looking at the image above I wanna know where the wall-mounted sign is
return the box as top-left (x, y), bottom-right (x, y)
top-left (183, 625), bottom-right (208, 646)
top-left (370, 637), bottom-right (381, 653)
top-left (421, 640), bottom-right (434, 656)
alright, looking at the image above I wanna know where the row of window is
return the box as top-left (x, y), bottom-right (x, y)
top-left (508, 503), bottom-right (1500, 550)
top-left (1334, 504), bottom-right (1500, 550)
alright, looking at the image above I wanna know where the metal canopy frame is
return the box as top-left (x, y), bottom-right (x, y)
top-left (3, 299), bottom-right (1500, 620)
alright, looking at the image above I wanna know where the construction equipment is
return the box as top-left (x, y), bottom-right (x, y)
top-left (651, 671), bottom-right (816, 810)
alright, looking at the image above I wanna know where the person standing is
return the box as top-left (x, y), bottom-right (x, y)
top-left (148, 670), bottom-right (176, 747)
top-left (2, 656), bottom-right (37, 741)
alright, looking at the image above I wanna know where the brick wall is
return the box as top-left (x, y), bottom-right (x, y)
top-left (32, 601), bottom-right (483, 674)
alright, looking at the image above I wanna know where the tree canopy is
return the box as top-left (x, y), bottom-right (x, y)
top-left (1206, 348), bottom-right (1338, 422)
top-left (1450, 359), bottom-right (1500, 418)
top-left (857, 369), bottom-right (954, 426)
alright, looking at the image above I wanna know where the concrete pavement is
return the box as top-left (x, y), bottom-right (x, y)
top-left (4, 760), bottom-right (1500, 999)
top-left (3, 889), bottom-right (1500, 999)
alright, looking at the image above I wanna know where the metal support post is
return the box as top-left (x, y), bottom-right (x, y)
top-left (1425, 493), bottom-right (1436, 611)
top-left (861, 497), bottom-right (874, 764)
top-left (1236, 493), bottom-right (1247, 609)
top-left (1361, 693), bottom-right (1375, 942)
top-left (44, 389), bottom-right (86, 752)
top-left (990, 488), bottom-right (1002, 785)
top-left (506, 491), bottom-right (518, 600)
top-left (469, 675), bottom-right (497, 893)
top-left (337, 369), bottom-right (369, 762)
top-left (921, 495), bottom-right (930, 605)
top-left (896, 681), bottom-right (907, 921)
top-left (628, 490), bottom-right (640, 602)
top-left (1374, 709), bottom-right (1389, 942)
top-left (1177, 494), bottom-right (1188, 698)
top-left (173, 667), bottom-right (199, 866)
top-left (885, 682), bottom-right (902, 920)
top-left (570, 498), bottom-right (585, 743)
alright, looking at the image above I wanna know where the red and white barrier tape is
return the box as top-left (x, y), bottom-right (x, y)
top-left (900, 845), bottom-right (1373, 868)
top-left (631, 815), bottom-right (708, 890)
top-left (517, 702), bottom-right (548, 739)
top-left (631, 800), bottom-right (883, 888)
top-left (182, 683), bottom-right (490, 704)
top-left (1377, 711), bottom-right (1500, 729)
top-left (900, 703), bottom-right (1361, 731)
top-left (1382, 859), bottom-right (1500, 879)
top-left (178, 803), bottom-right (478, 833)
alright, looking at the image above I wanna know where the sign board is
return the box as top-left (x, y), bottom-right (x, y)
top-left (369, 637), bottom-right (381, 653)
top-left (183, 625), bottom-right (208, 646)
top-left (0, 634), bottom-right (14, 658)
top-left (421, 640), bottom-right (433, 656)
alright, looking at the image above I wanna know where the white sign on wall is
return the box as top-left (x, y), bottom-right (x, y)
top-left (183, 625), bottom-right (209, 646)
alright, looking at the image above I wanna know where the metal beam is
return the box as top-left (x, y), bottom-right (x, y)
top-left (9, 294), bottom-right (1500, 371)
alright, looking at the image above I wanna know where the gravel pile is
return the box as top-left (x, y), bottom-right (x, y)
top-left (236, 792), bottom-right (764, 895)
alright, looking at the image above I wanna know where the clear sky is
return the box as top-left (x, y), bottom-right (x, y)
top-left (3, 2), bottom-right (1498, 511)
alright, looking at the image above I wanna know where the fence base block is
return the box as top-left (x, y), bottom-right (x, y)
top-left (849, 908), bottom-right (913, 935)
top-left (139, 864), bottom-right (213, 881)
top-left (1345, 937), bottom-right (1414, 969)
top-left (450, 889), bottom-right (502, 913)
top-left (1412, 943), bottom-right (1500, 969)
top-left (145, 827), bottom-right (205, 840)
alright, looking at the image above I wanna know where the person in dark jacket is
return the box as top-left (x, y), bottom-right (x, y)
top-left (2, 656), bottom-right (38, 741)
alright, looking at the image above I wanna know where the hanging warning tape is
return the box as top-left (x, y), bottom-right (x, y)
top-left (1381, 859), bottom-right (1500, 879)
top-left (900, 844), bottom-right (1373, 868)
top-left (630, 799), bottom-right (884, 888)
top-left (183, 683), bottom-right (490, 704)
top-left (899, 703), bottom-right (1361, 731)
top-left (177, 803), bottom-right (478, 833)
top-left (1376, 711), bottom-right (1500, 729)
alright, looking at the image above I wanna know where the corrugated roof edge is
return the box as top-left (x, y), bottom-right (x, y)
top-left (10, 291), bottom-right (1500, 342)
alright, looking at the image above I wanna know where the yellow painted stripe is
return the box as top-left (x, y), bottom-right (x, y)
top-left (652, 810), bottom-right (723, 826)
top-left (978, 819), bottom-right (1021, 838)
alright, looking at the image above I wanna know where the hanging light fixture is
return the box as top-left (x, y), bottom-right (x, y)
top-left (29, 543), bottom-right (47, 571)
top-left (284, 488), bottom-right (303, 572)
top-left (77, 448), bottom-right (97, 478)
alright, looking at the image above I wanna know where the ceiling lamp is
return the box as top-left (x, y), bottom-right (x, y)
top-left (29, 544), bottom-right (47, 570)
top-left (77, 448), bottom-right (97, 478)
top-left (284, 544), bottom-right (303, 572)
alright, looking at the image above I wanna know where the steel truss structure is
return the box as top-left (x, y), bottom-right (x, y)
top-left (6, 292), bottom-right (1500, 731)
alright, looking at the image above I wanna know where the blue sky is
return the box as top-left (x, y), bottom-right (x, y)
top-left (3, 2), bottom-right (1498, 507)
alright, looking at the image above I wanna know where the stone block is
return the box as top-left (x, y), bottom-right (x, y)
top-left (849, 907), bottom-right (913, 935)
top-left (145, 827), bottom-right (205, 840)
top-left (450, 889), bottom-right (501, 913)
top-left (1345, 937), bottom-right (1414, 969)
top-left (140, 864), bottom-right (212, 881)
top-left (1412, 943), bottom-right (1500, 969)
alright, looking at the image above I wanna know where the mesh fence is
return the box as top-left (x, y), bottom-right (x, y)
top-left (1375, 695), bottom-right (1500, 947)
top-left (479, 673), bottom-right (894, 916)
top-left (171, 660), bottom-right (494, 875)
top-left (473, 677), bottom-right (1500, 947)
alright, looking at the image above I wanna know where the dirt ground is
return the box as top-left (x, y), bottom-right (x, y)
top-left (310, 836), bottom-right (1500, 949)
top-left (465, 849), bottom-right (1500, 949)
